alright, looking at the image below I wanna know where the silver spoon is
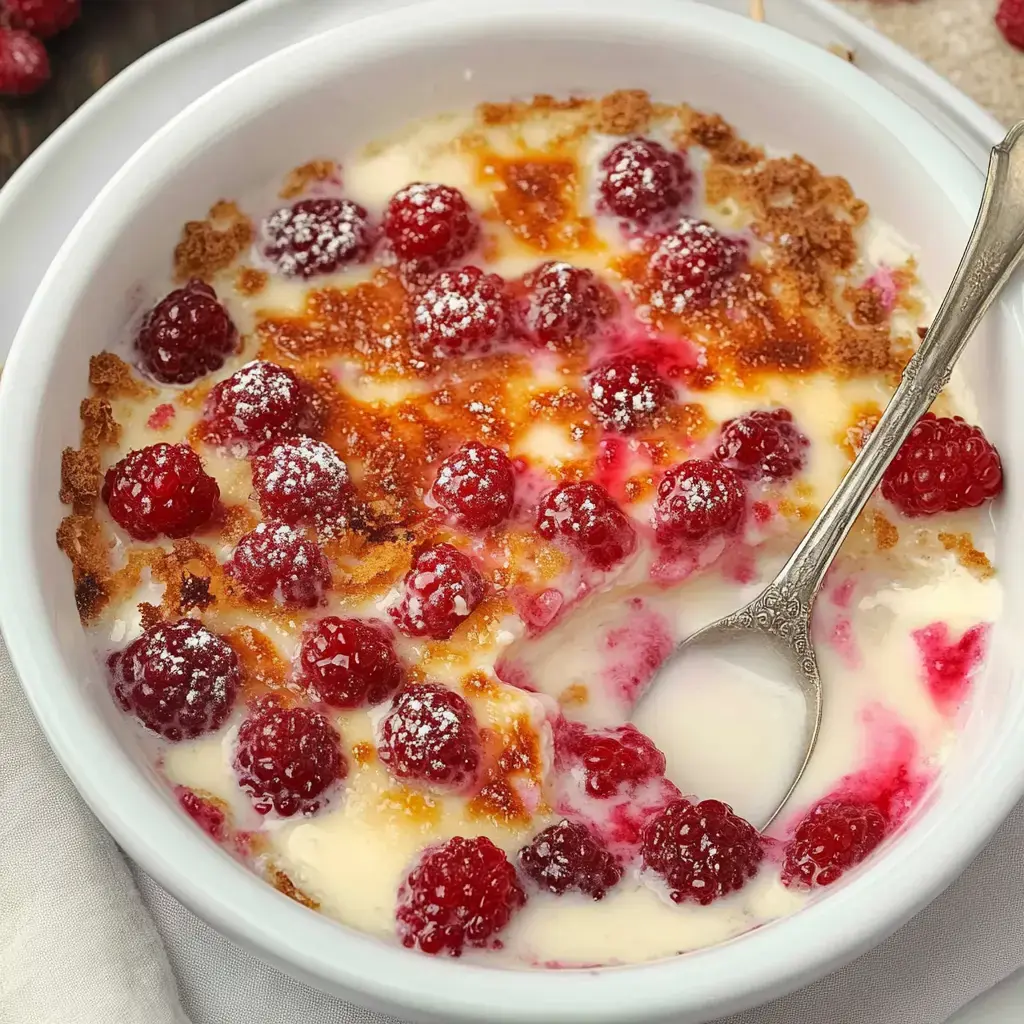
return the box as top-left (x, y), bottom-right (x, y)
top-left (636, 121), bottom-right (1024, 831)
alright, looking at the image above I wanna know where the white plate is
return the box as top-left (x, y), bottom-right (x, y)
top-left (0, 0), bottom-right (1016, 1019)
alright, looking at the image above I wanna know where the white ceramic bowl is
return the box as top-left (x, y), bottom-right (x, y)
top-left (2, 1), bottom-right (1023, 1021)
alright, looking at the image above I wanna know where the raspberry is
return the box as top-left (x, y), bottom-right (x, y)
top-left (297, 616), bottom-right (402, 709)
top-left (881, 413), bottom-right (1003, 516)
top-left (2, 0), bottom-right (79, 38)
top-left (225, 521), bottom-right (331, 608)
top-left (714, 407), bottom-right (809, 482)
top-left (135, 279), bottom-right (237, 385)
top-left (250, 436), bottom-right (350, 527)
top-left (587, 357), bottom-right (674, 435)
top-left (653, 458), bottom-right (746, 546)
top-left (517, 261), bottom-right (611, 348)
top-left (0, 27), bottom-right (48, 96)
top-left (556, 721), bottom-right (666, 799)
top-left (234, 700), bottom-right (345, 817)
top-left (649, 218), bottom-right (746, 314)
top-left (102, 442), bottom-right (219, 541)
top-left (377, 683), bottom-right (481, 789)
top-left (388, 543), bottom-right (485, 640)
top-left (431, 440), bottom-right (515, 530)
top-left (261, 197), bottom-right (372, 278)
top-left (997, 0), bottom-right (1024, 49)
top-left (396, 836), bottom-right (525, 956)
top-left (384, 182), bottom-right (478, 276)
top-left (412, 266), bottom-right (512, 357)
top-left (536, 481), bottom-right (637, 571)
top-left (599, 138), bottom-right (692, 226)
top-left (518, 819), bottom-right (623, 899)
top-left (642, 798), bottom-right (764, 905)
top-left (200, 360), bottom-right (320, 455)
top-left (782, 799), bottom-right (888, 888)
top-left (108, 618), bottom-right (239, 741)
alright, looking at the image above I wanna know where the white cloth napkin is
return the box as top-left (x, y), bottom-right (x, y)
top-left (3, 628), bottom-right (1024, 1024)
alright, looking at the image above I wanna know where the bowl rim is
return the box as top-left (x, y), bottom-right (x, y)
top-left (2, 1), bottom-right (1021, 1021)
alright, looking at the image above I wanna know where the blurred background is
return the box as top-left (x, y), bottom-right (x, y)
top-left (0, 0), bottom-right (242, 183)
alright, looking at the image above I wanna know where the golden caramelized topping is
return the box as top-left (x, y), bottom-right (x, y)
top-left (482, 154), bottom-right (597, 252)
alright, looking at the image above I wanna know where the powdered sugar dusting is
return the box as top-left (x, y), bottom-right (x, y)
top-left (648, 218), bottom-right (746, 315)
top-left (252, 436), bottom-right (350, 529)
top-left (201, 360), bottom-right (317, 455)
top-left (413, 266), bottom-right (510, 357)
top-left (262, 197), bottom-right (371, 278)
top-left (587, 358), bottom-right (673, 434)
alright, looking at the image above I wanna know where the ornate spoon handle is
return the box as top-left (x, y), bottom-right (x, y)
top-left (770, 121), bottom-right (1024, 605)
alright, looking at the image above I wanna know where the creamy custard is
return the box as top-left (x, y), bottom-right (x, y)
top-left (57, 91), bottom-right (1001, 967)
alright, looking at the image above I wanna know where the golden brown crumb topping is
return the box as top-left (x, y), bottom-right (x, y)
top-left (235, 266), bottom-right (269, 296)
top-left (595, 89), bottom-right (654, 135)
top-left (173, 201), bottom-right (253, 281)
top-left (278, 159), bottom-right (340, 199)
top-left (871, 510), bottom-right (900, 552)
top-left (939, 532), bottom-right (996, 580)
top-left (227, 625), bottom-right (290, 701)
top-left (269, 867), bottom-right (320, 909)
top-left (89, 353), bottom-right (150, 399)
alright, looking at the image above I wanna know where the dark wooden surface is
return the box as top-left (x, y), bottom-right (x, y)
top-left (0, 0), bottom-right (244, 185)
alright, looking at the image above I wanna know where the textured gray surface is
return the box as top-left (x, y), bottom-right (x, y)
top-left (837, 0), bottom-right (1024, 126)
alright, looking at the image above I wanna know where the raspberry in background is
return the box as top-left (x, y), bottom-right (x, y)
top-left (997, 0), bottom-right (1024, 49)
top-left (556, 720), bottom-right (666, 799)
top-left (200, 360), bottom-right (321, 454)
top-left (102, 442), bottom-right (220, 541)
top-left (3, 0), bottom-right (79, 39)
top-left (713, 407), bottom-right (809, 482)
top-left (653, 458), bottom-right (746, 546)
top-left (587, 357), bottom-right (674, 435)
top-left (234, 698), bottom-right (345, 817)
top-left (225, 521), bottom-right (331, 608)
top-left (412, 266), bottom-right (512, 358)
top-left (261, 197), bottom-right (372, 278)
top-left (109, 618), bottom-right (239, 741)
top-left (250, 436), bottom-right (351, 527)
top-left (599, 138), bottom-right (692, 226)
top-left (648, 217), bottom-right (746, 313)
top-left (517, 261), bottom-right (612, 348)
top-left (0, 26), bottom-right (49, 95)
top-left (782, 799), bottom-right (887, 888)
top-left (396, 836), bottom-right (525, 955)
